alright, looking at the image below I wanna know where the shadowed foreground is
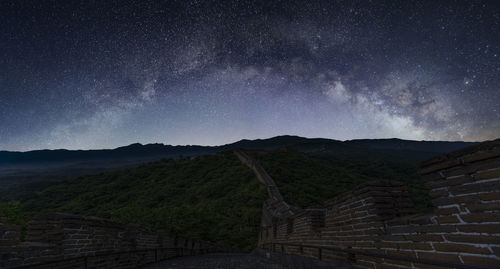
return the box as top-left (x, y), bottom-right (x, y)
top-left (141, 253), bottom-right (288, 269)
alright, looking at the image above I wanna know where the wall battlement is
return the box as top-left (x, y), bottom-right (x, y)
top-left (255, 139), bottom-right (500, 268)
top-left (0, 213), bottom-right (232, 268)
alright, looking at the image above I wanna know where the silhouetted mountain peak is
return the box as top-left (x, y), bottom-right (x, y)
top-left (116, 143), bottom-right (144, 149)
top-left (0, 135), bottom-right (479, 166)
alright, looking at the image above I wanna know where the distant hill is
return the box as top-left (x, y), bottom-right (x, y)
top-left (344, 138), bottom-right (477, 153)
top-left (0, 136), bottom-right (478, 165)
top-left (0, 136), bottom-right (477, 192)
top-left (0, 143), bottom-right (212, 165)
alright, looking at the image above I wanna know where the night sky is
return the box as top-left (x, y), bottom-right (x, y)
top-left (1, 1), bottom-right (499, 151)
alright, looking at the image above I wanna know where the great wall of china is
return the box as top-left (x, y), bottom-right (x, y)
top-left (242, 139), bottom-right (500, 269)
top-left (0, 213), bottom-right (232, 268)
top-left (1, 139), bottom-right (499, 268)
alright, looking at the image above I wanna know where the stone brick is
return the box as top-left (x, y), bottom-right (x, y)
top-left (432, 195), bottom-right (479, 207)
top-left (462, 147), bottom-right (500, 163)
top-left (428, 175), bottom-right (474, 189)
top-left (445, 234), bottom-right (500, 244)
top-left (414, 263), bottom-right (452, 269)
top-left (470, 156), bottom-right (500, 171)
top-left (377, 262), bottom-right (411, 269)
top-left (404, 234), bottom-right (444, 242)
top-left (460, 255), bottom-right (500, 268)
top-left (416, 252), bottom-right (461, 264)
top-left (478, 191), bottom-right (500, 201)
top-left (436, 215), bottom-right (460, 224)
top-left (474, 169), bottom-right (500, 180)
top-left (433, 243), bottom-right (491, 254)
top-left (396, 242), bottom-right (434, 251)
top-left (449, 180), bottom-right (500, 196)
top-left (3, 231), bottom-right (19, 240)
top-left (408, 215), bottom-right (433, 225)
top-left (357, 254), bottom-right (384, 264)
top-left (413, 225), bottom-right (457, 233)
top-left (0, 239), bottom-right (20, 246)
top-left (466, 202), bottom-right (500, 213)
top-left (420, 159), bottom-right (461, 175)
top-left (378, 235), bottom-right (407, 242)
top-left (460, 213), bottom-right (500, 223)
top-left (384, 250), bottom-right (417, 260)
top-left (351, 241), bottom-right (375, 248)
top-left (357, 260), bottom-right (377, 269)
top-left (456, 224), bottom-right (500, 234)
top-left (374, 242), bottom-right (398, 249)
top-left (435, 207), bottom-right (459, 215)
top-left (70, 234), bottom-right (89, 239)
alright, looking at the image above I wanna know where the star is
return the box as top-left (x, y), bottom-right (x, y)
top-left (0, 0), bottom-right (498, 151)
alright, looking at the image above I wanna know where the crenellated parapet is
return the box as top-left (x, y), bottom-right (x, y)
top-left (0, 213), bottom-right (234, 268)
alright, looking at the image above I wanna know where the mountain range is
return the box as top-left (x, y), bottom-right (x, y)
top-left (0, 135), bottom-right (478, 192)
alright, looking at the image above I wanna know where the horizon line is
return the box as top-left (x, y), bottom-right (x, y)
top-left (0, 134), bottom-right (484, 153)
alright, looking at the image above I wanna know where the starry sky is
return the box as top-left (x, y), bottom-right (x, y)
top-left (1, 0), bottom-right (499, 151)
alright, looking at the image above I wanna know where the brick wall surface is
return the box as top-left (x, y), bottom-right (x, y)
top-left (258, 139), bottom-right (500, 269)
top-left (1, 218), bottom-right (20, 246)
top-left (0, 213), bottom-right (233, 268)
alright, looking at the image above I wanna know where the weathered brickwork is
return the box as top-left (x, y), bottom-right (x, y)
top-left (0, 213), bottom-right (232, 268)
top-left (0, 218), bottom-right (21, 247)
top-left (257, 139), bottom-right (500, 268)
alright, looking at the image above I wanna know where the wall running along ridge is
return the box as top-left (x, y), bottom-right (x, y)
top-left (248, 139), bottom-right (500, 269)
top-left (0, 213), bottom-right (232, 268)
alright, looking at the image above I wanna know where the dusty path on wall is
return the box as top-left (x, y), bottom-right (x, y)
top-left (141, 253), bottom-right (288, 269)
top-left (233, 150), bottom-right (283, 199)
top-left (234, 150), bottom-right (300, 220)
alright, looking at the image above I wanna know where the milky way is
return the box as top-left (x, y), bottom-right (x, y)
top-left (1, 1), bottom-right (499, 151)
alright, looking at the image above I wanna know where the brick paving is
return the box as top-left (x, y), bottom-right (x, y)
top-left (141, 253), bottom-right (289, 269)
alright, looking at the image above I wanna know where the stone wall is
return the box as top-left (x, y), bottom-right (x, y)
top-left (0, 213), bottom-right (232, 268)
top-left (258, 139), bottom-right (500, 268)
top-left (234, 150), bottom-right (302, 226)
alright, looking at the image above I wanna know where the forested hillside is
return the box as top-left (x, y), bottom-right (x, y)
top-left (250, 149), bottom-right (432, 212)
top-left (6, 152), bottom-right (266, 250)
top-left (2, 148), bottom-right (433, 250)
